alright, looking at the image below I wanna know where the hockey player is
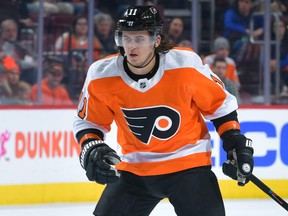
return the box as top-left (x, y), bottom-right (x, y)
top-left (73, 5), bottom-right (254, 216)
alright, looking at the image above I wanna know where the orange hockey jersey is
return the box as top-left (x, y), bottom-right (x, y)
top-left (73, 48), bottom-right (238, 176)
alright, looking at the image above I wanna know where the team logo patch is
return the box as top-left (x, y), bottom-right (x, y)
top-left (121, 106), bottom-right (180, 144)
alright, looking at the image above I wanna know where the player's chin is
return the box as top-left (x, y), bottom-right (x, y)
top-left (127, 57), bottom-right (139, 65)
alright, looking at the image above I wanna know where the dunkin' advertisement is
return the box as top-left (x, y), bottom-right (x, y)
top-left (0, 109), bottom-right (84, 185)
top-left (0, 107), bottom-right (287, 204)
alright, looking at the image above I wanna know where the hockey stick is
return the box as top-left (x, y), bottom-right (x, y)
top-left (249, 173), bottom-right (288, 211)
top-left (223, 160), bottom-right (288, 211)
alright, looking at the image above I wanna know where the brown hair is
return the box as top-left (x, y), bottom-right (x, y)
top-left (156, 33), bottom-right (176, 53)
top-left (213, 56), bottom-right (227, 67)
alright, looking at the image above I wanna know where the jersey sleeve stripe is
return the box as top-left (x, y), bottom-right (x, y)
top-left (217, 121), bottom-right (240, 136)
top-left (79, 133), bottom-right (102, 146)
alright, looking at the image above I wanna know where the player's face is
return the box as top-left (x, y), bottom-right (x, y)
top-left (122, 31), bottom-right (156, 66)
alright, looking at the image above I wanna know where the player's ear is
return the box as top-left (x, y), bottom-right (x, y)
top-left (154, 35), bottom-right (161, 48)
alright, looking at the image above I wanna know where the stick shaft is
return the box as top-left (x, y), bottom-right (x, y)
top-left (250, 174), bottom-right (288, 211)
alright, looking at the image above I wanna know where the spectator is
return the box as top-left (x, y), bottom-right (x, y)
top-left (203, 37), bottom-right (241, 89)
top-left (223, 0), bottom-right (264, 62)
top-left (2, 55), bottom-right (32, 105)
top-left (166, 17), bottom-right (185, 45)
top-left (55, 15), bottom-right (103, 60)
top-left (0, 19), bottom-right (19, 43)
top-left (213, 56), bottom-right (241, 103)
top-left (270, 16), bottom-right (288, 97)
top-left (94, 12), bottom-right (117, 55)
top-left (271, 0), bottom-right (288, 24)
top-left (16, 81), bottom-right (33, 105)
top-left (0, 62), bottom-right (12, 102)
top-left (29, 56), bottom-right (73, 105)
top-left (0, 18), bottom-right (37, 85)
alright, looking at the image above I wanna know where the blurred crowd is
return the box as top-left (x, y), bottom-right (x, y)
top-left (0, 0), bottom-right (287, 106)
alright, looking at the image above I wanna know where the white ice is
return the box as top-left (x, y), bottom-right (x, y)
top-left (0, 199), bottom-right (287, 216)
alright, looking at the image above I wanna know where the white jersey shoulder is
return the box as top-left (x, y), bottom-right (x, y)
top-left (164, 48), bottom-right (215, 79)
top-left (85, 55), bottom-right (122, 83)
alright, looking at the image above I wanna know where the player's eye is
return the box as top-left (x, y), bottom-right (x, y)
top-left (123, 37), bottom-right (131, 44)
top-left (135, 37), bottom-right (145, 44)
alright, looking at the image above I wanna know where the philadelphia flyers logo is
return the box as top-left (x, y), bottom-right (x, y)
top-left (121, 106), bottom-right (180, 144)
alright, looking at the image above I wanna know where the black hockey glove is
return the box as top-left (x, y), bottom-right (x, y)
top-left (79, 140), bottom-right (121, 184)
top-left (221, 130), bottom-right (254, 186)
top-left (222, 159), bottom-right (250, 185)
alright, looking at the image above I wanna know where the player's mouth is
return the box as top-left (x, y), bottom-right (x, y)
top-left (129, 53), bottom-right (138, 58)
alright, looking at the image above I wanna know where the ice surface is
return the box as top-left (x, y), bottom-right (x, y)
top-left (0, 199), bottom-right (287, 216)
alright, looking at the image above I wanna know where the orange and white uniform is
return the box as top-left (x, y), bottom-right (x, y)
top-left (73, 47), bottom-right (238, 176)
